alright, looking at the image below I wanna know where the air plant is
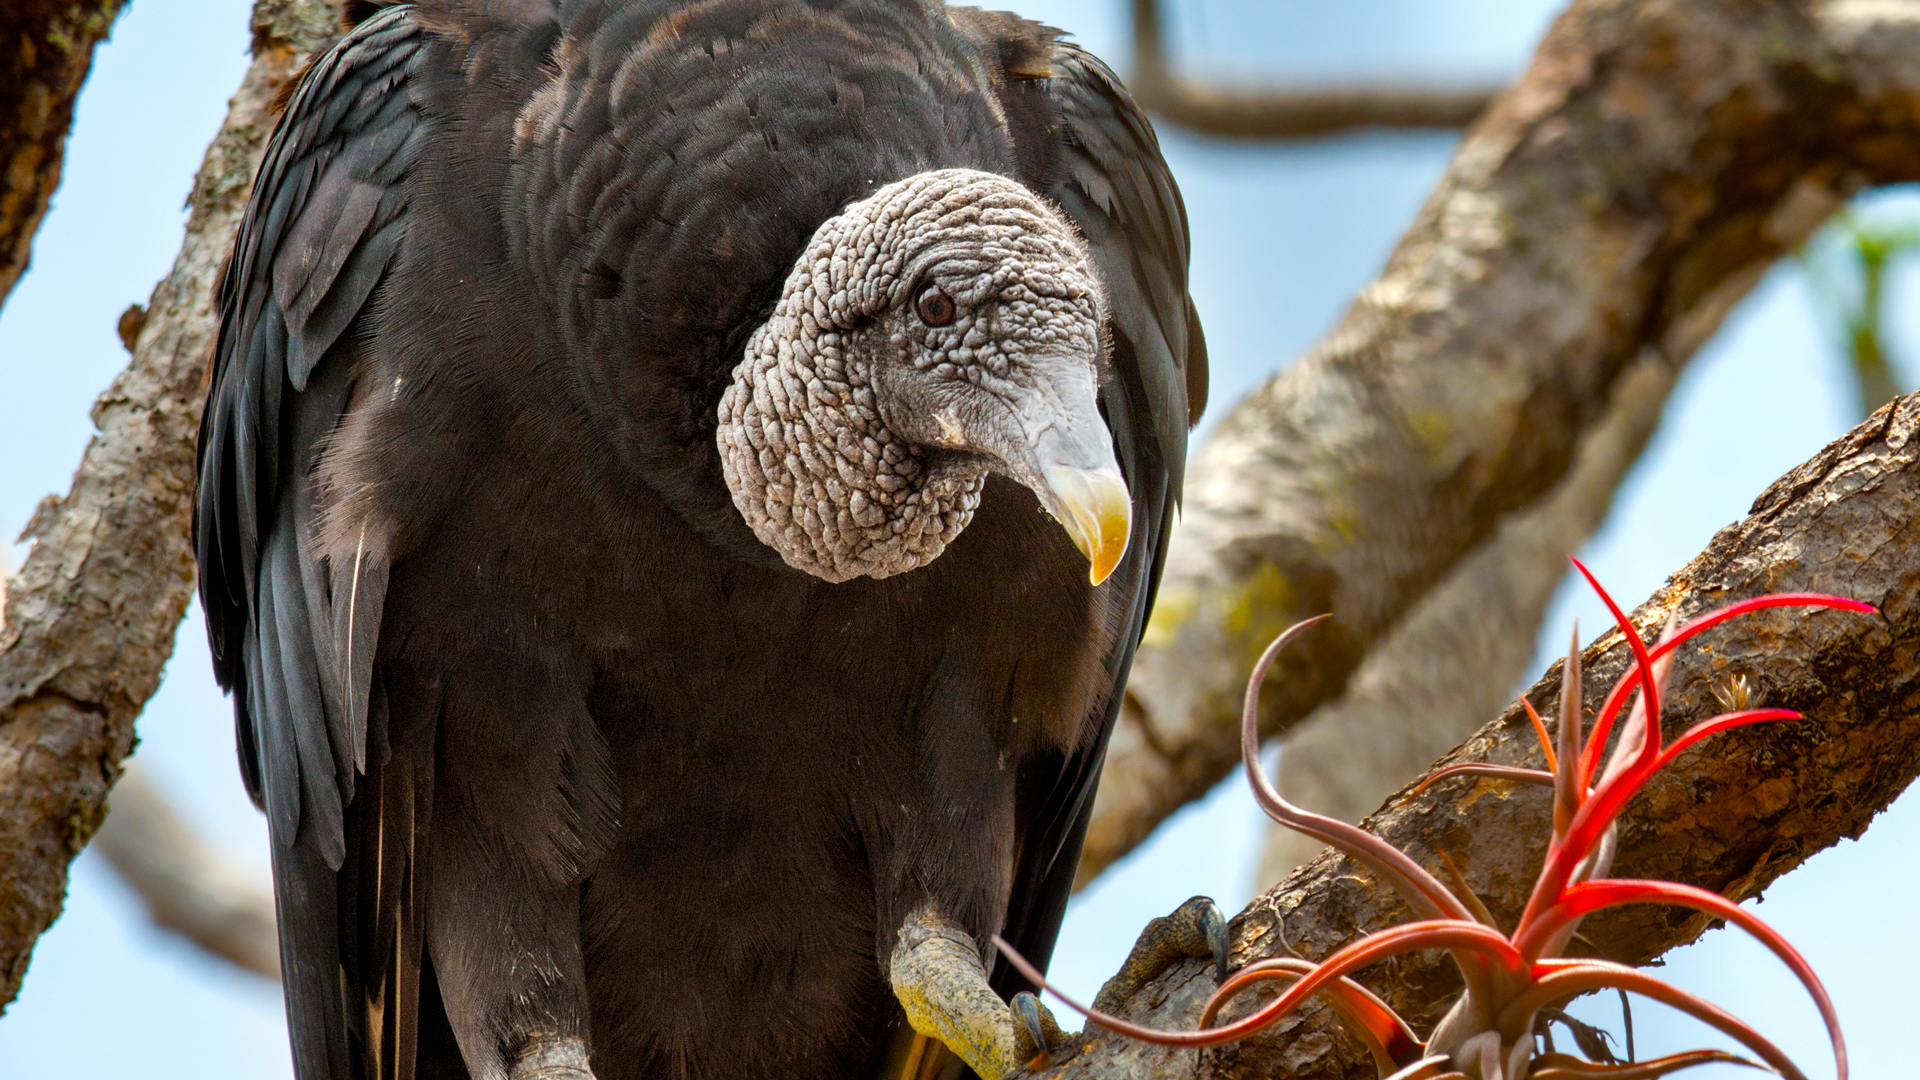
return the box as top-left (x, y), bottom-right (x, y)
top-left (999, 562), bottom-right (1870, 1080)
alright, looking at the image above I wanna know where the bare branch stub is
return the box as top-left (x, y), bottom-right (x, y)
top-left (0, 0), bottom-right (132, 311)
top-left (1125, 0), bottom-right (1499, 138)
top-left (1088, 0), bottom-right (1920, 887)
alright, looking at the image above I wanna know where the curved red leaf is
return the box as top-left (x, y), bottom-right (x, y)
top-left (1499, 962), bottom-right (1820, 1080)
top-left (1515, 880), bottom-right (1844, 1080)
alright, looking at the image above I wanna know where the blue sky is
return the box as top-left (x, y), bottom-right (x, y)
top-left (0, 2), bottom-right (1909, 1077)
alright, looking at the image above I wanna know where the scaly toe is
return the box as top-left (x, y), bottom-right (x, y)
top-left (1092, 895), bottom-right (1232, 1014)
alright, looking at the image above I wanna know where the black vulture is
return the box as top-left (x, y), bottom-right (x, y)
top-left (195, 2), bottom-right (1208, 1078)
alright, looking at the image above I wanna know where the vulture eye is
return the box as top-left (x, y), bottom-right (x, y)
top-left (915, 284), bottom-right (957, 328)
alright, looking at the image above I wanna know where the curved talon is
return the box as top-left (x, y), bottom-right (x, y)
top-left (1012, 991), bottom-right (1047, 1062)
top-left (1011, 991), bottom-right (1071, 1069)
top-left (1198, 897), bottom-right (1231, 985)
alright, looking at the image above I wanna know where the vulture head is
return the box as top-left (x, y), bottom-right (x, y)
top-left (717, 168), bottom-right (1131, 585)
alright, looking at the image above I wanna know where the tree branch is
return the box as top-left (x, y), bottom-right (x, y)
top-left (0, 0), bottom-right (340, 1010)
top-left (1084, 0), bottom-right (1920, 886)
top-left (1127, 0), bottom-right (1499, 138)
top-left (1039, 389), bottom-right (1920, 1077)
top-left (0, 0), bottom-right (131, 311)
top-left (92, 763), bottom-right (278, 979)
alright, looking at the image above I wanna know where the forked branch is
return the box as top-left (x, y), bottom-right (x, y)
top-left (1090, 0), bottom-right (1920, 890)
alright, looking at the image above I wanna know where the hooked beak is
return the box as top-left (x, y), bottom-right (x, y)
top-left (882, 349), bottom-right (1133, 584)
top-left (1004, 363), bottom-right (1133, 586)
top-left (1039, 463), bottom-right (1132, 585)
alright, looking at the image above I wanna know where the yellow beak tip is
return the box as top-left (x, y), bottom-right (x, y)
top-left (1041, 465), bottom-right (1132, 588)
top-left (1086, 542), bottom-right (1124, 586)
top-left (1083, 511), bottom-right (1131, 586)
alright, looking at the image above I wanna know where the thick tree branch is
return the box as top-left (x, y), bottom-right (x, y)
top-left (1085, 0), bottom-right (1920, 884)
top-left (1128, 0), bottom-right (1499, 138)
top-left (0, 0), bottom-right (340, 1010)
top-left (1039, 391), bottom-right (1920, 1078)
top-left (0, 0), bottom-right (131, 311)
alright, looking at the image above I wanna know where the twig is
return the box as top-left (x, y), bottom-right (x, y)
top-left (1127, 0), bottom-right (1499, 138)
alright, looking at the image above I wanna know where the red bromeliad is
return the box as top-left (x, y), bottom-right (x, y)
top-left (998, 562), bottom-right (1869, 1080)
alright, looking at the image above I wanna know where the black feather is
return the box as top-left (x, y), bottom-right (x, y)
top-left (197, 6), bottom-right (1205, 1080)
top-left (196, 8), bottom-right (424, 1080)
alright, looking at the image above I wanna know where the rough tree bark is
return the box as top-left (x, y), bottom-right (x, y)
top-left (0, 0), bottom-right (340, 1009)
top-left (1258, 356), bottom-right (1675, 887)
top-left (0, 0), bottom-right (131, 311)
top-left (1083, 0), bottom-right (1920, 885)
top-left (1035, 393), bottom-right (1920, 1078)
top-left (1129, 0), bottom-right (1501, 138)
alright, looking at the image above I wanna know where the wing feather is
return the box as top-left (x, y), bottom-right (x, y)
top-left (194, 8), bottom-right (426, 1080)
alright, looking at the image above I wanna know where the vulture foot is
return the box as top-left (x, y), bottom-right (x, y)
top-left (889, 906), bottom-right (1020, 1079)
top-left (508, 1037), bottom-right (594, 1080)
top-left (1090, 895), bottom-right (1230, 1014)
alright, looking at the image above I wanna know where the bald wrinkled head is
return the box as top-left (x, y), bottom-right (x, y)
top-left (718, 169), bottom-right (1132, 584)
